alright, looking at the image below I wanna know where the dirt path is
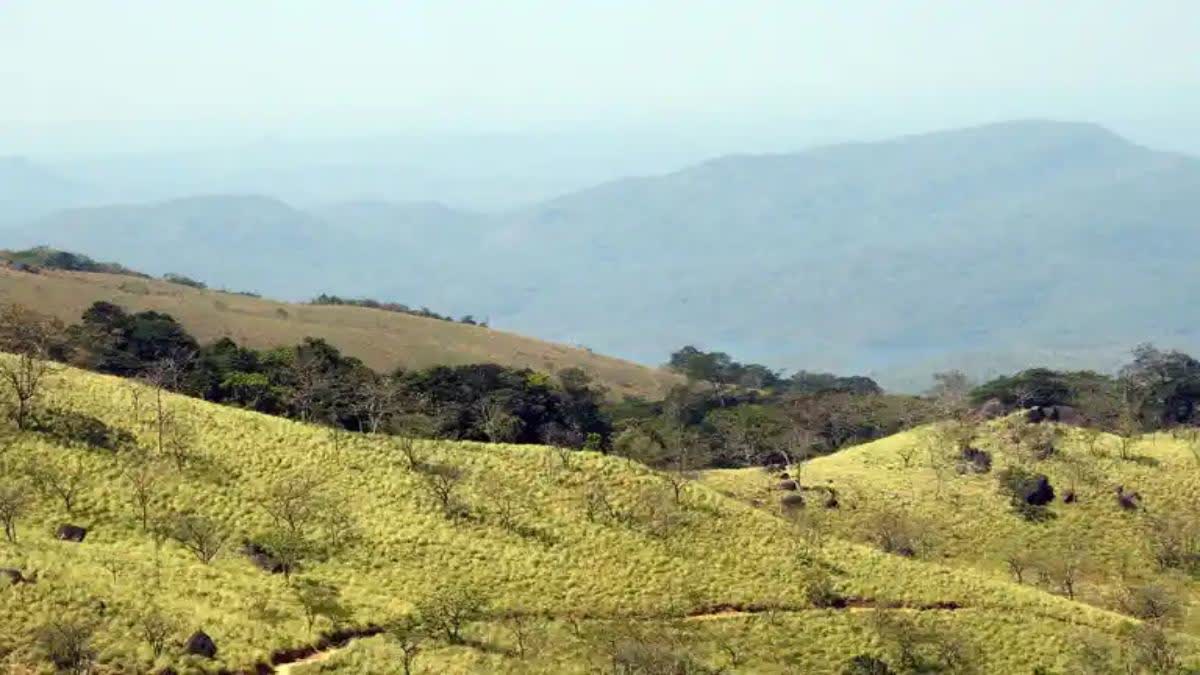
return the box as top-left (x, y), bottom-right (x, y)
top-left (274, 648), bottom-right (339, 674)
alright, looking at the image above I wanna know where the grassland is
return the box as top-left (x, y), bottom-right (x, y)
top-left (0, 266), bottom-right (681, 399)
top-left (703, 420), bottom-right (1200, 640)
top-left (0, 360), bottom-right (1185, 673)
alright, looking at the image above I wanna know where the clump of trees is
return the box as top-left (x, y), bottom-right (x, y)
top-left (309, 293), bottom-right (485, 326)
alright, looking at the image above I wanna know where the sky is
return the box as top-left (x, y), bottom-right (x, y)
top-left (2, 1), bottom-right (1200, 154)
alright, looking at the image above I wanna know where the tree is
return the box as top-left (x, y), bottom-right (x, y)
top-left (27, 455), bottom-right (88, 515)
top-left (707, 404), bottom-right (786, 467)
top-left (418, 585), bottom-right (488, 643)
top-left (394, 435), bottom-right (427, 471)
top-left (138, 604), bottom-right (179, 658)
top-left (926, 370), bottom-right (974, 415)
top-left (35, 619), bottom-right (95, 675)
top-left (387, 614), bottom-right (427, 675)
top-left (420, 462), bottom-right (466, 518)
top-left (0, 479), bottom-right (30, 543)
top-left (0, 304), bottom-right (61, 430)
top-left (125, 462), bottom-right (162, 531)
top-left (477, 397), bottom-right (523, 443)
top-left (293, 577), bottom-right (351, 637)
top-left (166, 513), bottom-right (228, 564)
top-left (354, 376), bottom-right (399, 433)
top-left (261, 475), bottom-right (326, 536)
top-left (505, 612), bottom-right (546, 660)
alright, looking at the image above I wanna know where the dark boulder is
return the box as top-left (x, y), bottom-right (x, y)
top-left (0, 568), bottom-right (32, 585)
top-left (778, 472), bottom-right (791, 480)
top-left (241, 540), bottom-right (288, 575)
top-left (780, 494), bottom-right (805, 510)
top-left (1049, 405), bottom-right (1084, 426)
top-left (184, 631), bottom-right (218, 659)
top-left (777, 479), bottom-right (799, 491)
top-left (1062, 490), bottom-right (1077, 504)
top-left (55, 524), bottom-right (87, 542)
top-left (1025, 476), bottom-right (1055, 506)
top-left (957, 447), bottom-right (992, 474)
top-left (1025, 407), bottom-right (1047, 424)
top-left (1116, 485), bottom-right (1142, 510)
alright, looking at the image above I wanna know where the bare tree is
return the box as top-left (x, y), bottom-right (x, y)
top-left (478, 397), bottom-right (523, 443)
top-left (0, 478), bottom-right (30, 543)
top-left (125, 462), bottom-right (162, 531)
top-left (420, 462), bottom-right (466, 517)
top-left (27, 455), bottom-right (88, 515)
top-left (0, 304), bottom-right (61, 430)
top-left (505, 612), bottom-right (546, 659)
top-left (34, 619), bottom-right (95, 675)
top-left (138, 605), bottom-right (179, 658)
top-left (288, 351), bottom-right (331, 423)
top-left (159, 407), bottom-right (196, 470)
top-left (261, 475), bottom-right (326, 536)
top-left (395, 436), bottom-right (426, 471)
top-left (139, 354), bottom-right (191, 455)
top-left (166, 513), bottom-right (228, 564)
top-left (355, 377), bottom-right (399, 434)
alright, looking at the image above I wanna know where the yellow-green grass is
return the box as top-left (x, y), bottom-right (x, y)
top-left (0, 363), bottom-right (1172, 672)
top-left (0, 266), bottom-right (681, 399)
top-left (703, 422), bottom-right (1200, 635)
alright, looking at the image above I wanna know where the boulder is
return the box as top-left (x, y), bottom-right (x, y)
top-left (1116, 485), bottom-right (1142, 510)
top-left (958, 447), bottom-right (992, 474)
top-left (241, 540), bottom-right (288, 575)
top-left (1050, 405), bottom-right (1085, 426)
top-left (777, 479), bottom-right (799, 491)
top-left (1025, 407), bottom-right (1047, 424)
top-left (184, 631), bottom-right (218, 659)
top-left (0, 568), bottom-right (29, 585)
top-left (780, 494), bottom-right (805, 510)
top-left (55, 524), bottom-right (87, 542)
top-left (1062, 490), bottom-right (1077, 504)
top-left (1024, 476), bottom-right (1055, 506)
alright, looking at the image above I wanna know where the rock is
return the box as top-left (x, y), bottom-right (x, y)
top-left (1116, 485), bottom-right (1142, 510)
top-left (1024, 476), bottom-right (1055, 506)
top-left (184, 631), bottom-right (218, 659)
top-left (1025, 407), bottom-right (1047, 424)
top-left (958, 447), bottom-right (992, 474)
top-left (0, 568), bottom-right (28, 585)
top-left (777, 479), bottom-right (799, 491)
top-left (780, 494), bottom-right (805, 510)
top-left (55, 524), bottom-right (87, 542)
top-left (1062, 490), bottom-right (1077, 504)
top-left (241, 540), bottom-right (288, 575)
top-left (778, 472), bottom-right (791, 480)
top-left (1050, 405), bottom-right (1085, 426)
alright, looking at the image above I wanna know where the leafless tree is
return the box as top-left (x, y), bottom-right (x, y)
top-left (420, 462), bottom-right (466, 517)
top-left (159, 407), bottom-right (196, 470)
top-left (138, 604), bottom-right (179, 658)
top-left (0, 478), bottom-right (30, 543)
top-left (0, 304), bottom-right (61, 430)
top-left (395, 436), bottom-right (426, 471)
top-left (355, 377), bottom-right (399, 434)
top-left (292, 577), bottom-right (351, 637)
top-left (261, 475), bottom-right (327, 535)
top-left (125, 462), bottom-right (162, 531)
top-left (478, 397), bottom-right (523, 443)
top-left (288, 351), bottom-right (331, 423)
top-left (417, 584), bottom-right (489, 643)
top-left (27, 455), bottom-right (88, 515)
top-left (505, 612), bottom-right (546, 659)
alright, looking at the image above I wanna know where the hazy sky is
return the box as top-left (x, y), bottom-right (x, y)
top-left (3, 1), bottom-right (1199, 153)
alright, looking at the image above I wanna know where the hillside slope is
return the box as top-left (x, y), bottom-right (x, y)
top-left (0, 266), bottom-right (680, 400)
top-left (0, 362), bottom-right (1163, 673)
top-left (703, 419), bottom-right (1200, 636)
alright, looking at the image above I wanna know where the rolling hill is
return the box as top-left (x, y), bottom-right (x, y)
top-left (0, 266), bottom-right (680, 400)
top-left (0, 360), bottom-right (1177, 673)
top-left (12, 120), bottom-right (1200, 388)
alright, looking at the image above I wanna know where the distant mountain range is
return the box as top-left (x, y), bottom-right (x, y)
top-left (7, 120), bottom-right (1200, 389)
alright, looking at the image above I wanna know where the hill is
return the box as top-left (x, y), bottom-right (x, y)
top-left (702, 417), bottom-right (1200, 642)
top-left (0, 157), bottom-right (89, 227)
top-left (13, 121), bottom-right (1200, 388)
top-left (0, 360), bottom-right (1171, 673)
top-left (0, 265), bottom-right (680, 400)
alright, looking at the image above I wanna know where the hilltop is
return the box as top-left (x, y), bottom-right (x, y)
top-left (0, 360), bottom-right (1176, 673)
top-left (0, 265), bottom-right (680, 400)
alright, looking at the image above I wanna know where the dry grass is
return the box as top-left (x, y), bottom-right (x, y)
top-left (0, 267), bottom-right (681, 399)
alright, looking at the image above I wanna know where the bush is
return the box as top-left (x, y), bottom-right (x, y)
top-left (804, 572), bottom-right (844, 608)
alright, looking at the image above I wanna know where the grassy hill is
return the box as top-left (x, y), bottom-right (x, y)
top-left (0, 361), bottom-right (1170, 673)
top-left (702, 419), bottom-right (1200, 640)
top-left (0, 266), bottom-right (680, 400)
